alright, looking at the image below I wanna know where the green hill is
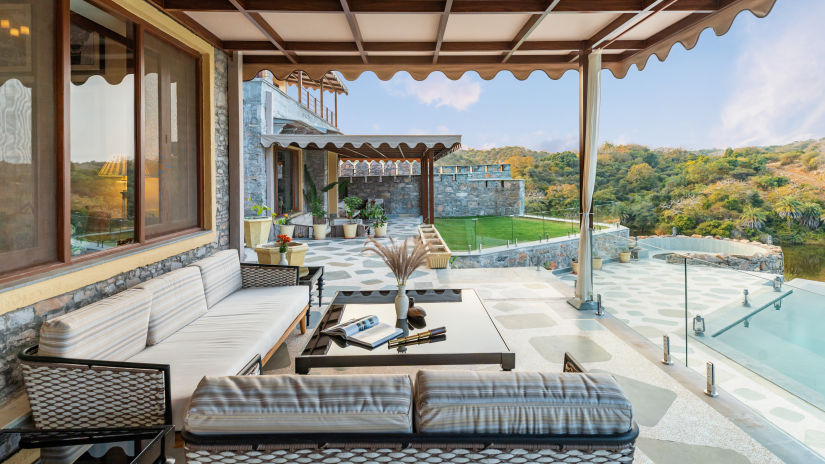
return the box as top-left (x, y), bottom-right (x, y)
top-left (439, 138), bottom-right (825, 245)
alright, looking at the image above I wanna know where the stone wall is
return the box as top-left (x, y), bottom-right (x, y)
top-left (451, 228), bottom-right (630, 269)
top-left (345, 176), bottom-right (421, 216)
top-left (0, 48), bottom-right (231, 407)
top-left (343, 175), bottom-right (525, 218)
top-left (637, 235), bottom-right (784, 274)
top-left (304, 149), bottom-right (329, 210)
top-left (435, 178), bottom-right (525, 217)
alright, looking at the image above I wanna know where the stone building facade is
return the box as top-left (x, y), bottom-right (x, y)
top-left (0, 49), bottom-right (231, 406)
top-left (342, 163), bottom-right (525, 218)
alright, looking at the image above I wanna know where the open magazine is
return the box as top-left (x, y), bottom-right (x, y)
top-left (322, 315), bottom-right (403, 348)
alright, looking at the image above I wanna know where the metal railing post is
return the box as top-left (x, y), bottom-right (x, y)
top-left (662, 335), bottom-right (673, 365)
top-left (705, 362), bottom-right (718, 397)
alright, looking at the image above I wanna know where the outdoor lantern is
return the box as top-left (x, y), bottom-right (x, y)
top-left (693, 315), bottom-right (705, 336)
top-left (773, 276), bottom-right (783, 291)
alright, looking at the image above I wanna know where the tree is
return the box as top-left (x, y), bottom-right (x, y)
top-left (624, 163), bottom-right (657, 190)
top-left (739, 207), bottom-right (766, 231)
top-left (774, 197), bottom-right (803, 226)
top-left (799, 203), bottom-right (823, 230)
top-left (503, 155), bottom-right (535, 179)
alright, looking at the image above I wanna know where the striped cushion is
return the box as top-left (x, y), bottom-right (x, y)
top-left (415, 370), bottom-right (634, 435)
top-left (136, 267), bottom-right (208, 345)
top-left (185, 374), bottom-right (413, 435)
top-left (189, 249), bottom-right (242, 308)
top-left (39, 289), bottom-right (152, 360)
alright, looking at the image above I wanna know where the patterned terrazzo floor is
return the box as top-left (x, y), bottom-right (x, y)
top-left (245, 217), bottom-right (821, 464)
top-left (557, 258), bottom-right (825, 458)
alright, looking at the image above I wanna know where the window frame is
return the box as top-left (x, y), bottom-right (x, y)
top-left (0, 0), bottom-right (205, 285)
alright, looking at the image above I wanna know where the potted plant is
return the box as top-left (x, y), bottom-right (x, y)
top-left (592, 251), bottom-right (603, 270)
top-left (571, 258), bottom-right (579, 275)
top-left (244, 199), bottom-right (271, 248)
top-left (618, 246), bottom-right (631, 263)
top-left (363, 236), bottom-right (429, 321)
top-left (254, 234), bottom-right (309, 266)
top-left (275, 214), bottom-right (295, 239)
top-left (373, 213), bottom-right (389, 238)
top-left (310, 198), bottom-right (328, 240)
top-left (363, 200), bottom-right (388, 236)
top-left (342, 196), bottom-right (362, 239)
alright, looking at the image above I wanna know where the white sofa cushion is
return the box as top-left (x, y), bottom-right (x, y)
top-left (189, 249), bottom-right (242, 308)
top-left (415, 370), bottom-right (634, 435)
top-left (39, 288), bottom-right (151, 360)
top-left (128, 285), bottom-right (309, 428)
top-left (136, 267), bottom-right (208, 345)
top-left (185, 374), bottom-right (413, 435)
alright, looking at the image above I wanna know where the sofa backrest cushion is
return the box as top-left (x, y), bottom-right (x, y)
top-left (415, 370), bottom-right (634, 435)
top-left (136, 267), bottom-right (208, 345)
top-left (184, 374), bottom-right (413, 435)
top-left (39, 288), bottom-right (152, 360)
top-left (189, 249), bottom-right (242, 308)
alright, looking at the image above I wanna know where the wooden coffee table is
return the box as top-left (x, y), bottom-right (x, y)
top-left (295, 289), bottom-right (514, 374)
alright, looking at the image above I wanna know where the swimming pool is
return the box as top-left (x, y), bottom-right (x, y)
top-left (701, 281), bottom-right (825, 410)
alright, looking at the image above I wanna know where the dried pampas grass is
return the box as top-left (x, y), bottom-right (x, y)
top-left (363, 236), bottom-right (429, 286)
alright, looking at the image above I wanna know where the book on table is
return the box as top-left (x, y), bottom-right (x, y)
top-left (321, 315), bottom-right (403, 348)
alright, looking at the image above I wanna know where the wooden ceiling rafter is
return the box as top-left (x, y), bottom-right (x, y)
top-left (226, 0), bottom-right (297, 64)
top-left (501, 0), bottom-right (561, 63)
top-left (432, 0), bottom-right (453, 64)
top-left (339, 0), bottom-right (368, 64)
top-left (161, 0), bottom-right (724, 14)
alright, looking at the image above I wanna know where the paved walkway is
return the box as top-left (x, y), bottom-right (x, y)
top-left (245, 218), bottom-right (817, 464)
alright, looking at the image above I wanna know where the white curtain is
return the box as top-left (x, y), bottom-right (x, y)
top-left (575, 51), bottom-right (602, 303)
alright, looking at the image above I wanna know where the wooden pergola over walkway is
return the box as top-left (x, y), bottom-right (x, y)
top-left (163, 0), bottom-right (778, 307)
top-left (260, 134), bottom-right (462, 224)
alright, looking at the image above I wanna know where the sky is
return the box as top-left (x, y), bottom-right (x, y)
top-left (322, 0), bottom-right (825, 153)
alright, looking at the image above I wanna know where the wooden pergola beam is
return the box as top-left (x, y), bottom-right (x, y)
top-left (340, 0), bottom-right (368, 64)
top-left (227, 0), bottom-right (297, 64)
top-left (432, 0), bottom-right (453, 64)
top-left (162, 0), bottom-right (723, 14)
top-left (224, 39), bottom-right (647, 53)
top-left (502, 0), bottom-right (561, 63)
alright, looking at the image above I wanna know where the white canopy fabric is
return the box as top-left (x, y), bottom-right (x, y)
top-left (260, 134), bottom-right (461, 160)
top-left (575, 51), bottom-right (602, 305)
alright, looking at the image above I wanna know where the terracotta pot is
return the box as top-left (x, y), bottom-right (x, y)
top-left (279, 224), bottom-right (295, 239)
top-left (374, 223), bottom-right (388, 237)
top-left (313, 224), bottom-right (328, 240)
top-left (619, 251), bottom-right (631, 263)
top-left (244, 217), bottom-right (271, 248)
top-left (343, 223), bottom-right (358, 239)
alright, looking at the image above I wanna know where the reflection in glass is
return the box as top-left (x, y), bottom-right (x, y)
top-left (144, 33), bottom-right (198, 237)
top-left (0, 1), bottom-right (57, 273)
top-left (69, 0), bottom-right (135, 256)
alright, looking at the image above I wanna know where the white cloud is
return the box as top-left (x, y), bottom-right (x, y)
top-left (383, 74), bottom-right (482, 110)
top-left (716, 5), bottom-right (825, 147)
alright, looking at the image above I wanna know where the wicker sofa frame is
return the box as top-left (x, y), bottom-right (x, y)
top-left (182, 353), bottom-right (639, 464)
top-left (18, 263), bottom-right (303, 430)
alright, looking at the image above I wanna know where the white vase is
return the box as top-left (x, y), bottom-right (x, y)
top-left (394, 284), bottom-right (409, 320)
top-left (374, 224), bottom-right (388, 238)
top-left (313, 224), bottom-right (327, 240)
top-left (279, 252), bottom-right (288, 265)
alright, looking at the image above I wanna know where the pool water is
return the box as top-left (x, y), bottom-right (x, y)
top-left (710, 283), bottom-right (825, 410)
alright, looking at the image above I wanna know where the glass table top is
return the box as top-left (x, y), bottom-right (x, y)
top-left (304, 289), bottom-right (509, 357)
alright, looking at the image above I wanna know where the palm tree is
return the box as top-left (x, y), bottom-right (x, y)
top-left (774, 197), bottom-right (802, 226)
top-left (799, 203), bottom-right (823, 230)
top-left (739, 207), bottom-right (766, 231)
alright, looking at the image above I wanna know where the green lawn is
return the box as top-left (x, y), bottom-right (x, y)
top-left (434, 215), bottom-right (581, 250)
